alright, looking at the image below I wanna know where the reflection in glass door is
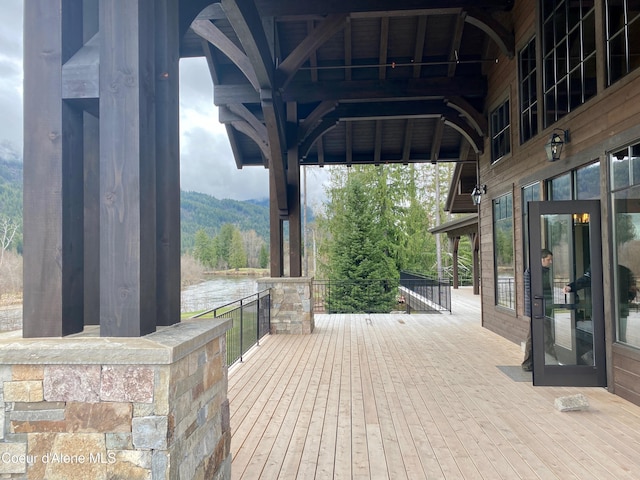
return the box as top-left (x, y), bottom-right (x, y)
top-left (528, 201), bottom-right (605, 387)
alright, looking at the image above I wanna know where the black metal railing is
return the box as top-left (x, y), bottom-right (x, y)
top-left (192, 289), bottom-right (271, 367)
top-left (312, 279), bottom-right (401, 314)
top-left (399, 270), bottom-right (451, 313)
top-left (313, 273), bottom-right (451, 314)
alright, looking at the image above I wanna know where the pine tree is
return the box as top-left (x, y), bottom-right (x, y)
top-left (229, 228), bottom-right (248, 269)
top-left (326, 170), bottom-right (398, 312)
top-left (259, 243), bottom-right (269, 269)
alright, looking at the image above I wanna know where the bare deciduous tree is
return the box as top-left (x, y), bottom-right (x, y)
top-left (0, 216), bottom-right (18, 268)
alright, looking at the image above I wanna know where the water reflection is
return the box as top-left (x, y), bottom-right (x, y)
top-left (181, 276), bottom-right (258, 313)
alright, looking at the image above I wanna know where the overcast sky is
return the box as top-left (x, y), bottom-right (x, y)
top-left (0, 1), bottom-right (327, 205)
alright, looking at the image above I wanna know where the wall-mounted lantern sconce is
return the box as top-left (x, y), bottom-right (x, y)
top-left (471, 184), bottom-right (486, 206)
top-left (545, 128), bottom-right (570, 162)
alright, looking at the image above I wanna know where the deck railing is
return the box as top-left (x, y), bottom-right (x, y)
top-left (313, 273), bottom-right (451, 313)
top-left (192, 289), bottom-right (271, 367)
top-left (399, 270), bottom-right (451, 313)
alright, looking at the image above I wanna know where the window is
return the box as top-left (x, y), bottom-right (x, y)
top-left (490, 99), bottom-right (511, 163)
top-left (611, 140), bottom-right (640, 346)
top-left (542, 0), bottom-right (596, 127)
top-left (611, 142), bottom-right (640, 191)
top-left (547, 161), bottom-right (600, 200)
top-left (494, 193), bottom-right (514, 309)
top-left (606, 0), bottom-right (640, 85)
top-left (519, 38), bottom-right (538, 143)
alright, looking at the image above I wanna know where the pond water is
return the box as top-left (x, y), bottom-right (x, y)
top-left (181, 276), bottom-right (259, 313)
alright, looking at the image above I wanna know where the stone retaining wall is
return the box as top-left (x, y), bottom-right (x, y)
top-left (0, 318), bottom-right (232, 480)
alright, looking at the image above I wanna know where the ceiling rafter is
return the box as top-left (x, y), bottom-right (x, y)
top-left (282, 76), bottom-right (487, 103)
top-left (276, 13), bottom-right (348, 88)
top-left (401, 120), bottom-right (415, 164)
top-left (251, 0), bottom-right (514, 17)
top-left (431, 118), bottom-right (445, 162)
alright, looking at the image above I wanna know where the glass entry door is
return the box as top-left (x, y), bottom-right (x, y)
top-left (528, 200), bottom-right (606, 386)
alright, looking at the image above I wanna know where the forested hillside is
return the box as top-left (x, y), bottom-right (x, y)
top-left (0, 159), bottom-right (273, 254)
top-left (180, 190), bottom-right (270, 252)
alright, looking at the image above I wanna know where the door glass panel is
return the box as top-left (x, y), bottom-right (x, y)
top-left (539, 212), bottom-right (594, 366)
top-left (612, 189), bottom-right (640, 346)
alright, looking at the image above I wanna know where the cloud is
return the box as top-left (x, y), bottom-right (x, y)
top-left (179, 57), bottom-right (270, 201)
top-left (0, 0), bottom-right (24, 153)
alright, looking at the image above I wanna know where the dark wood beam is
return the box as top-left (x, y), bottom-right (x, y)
top-left (412, 16), bottom-right (428, 78)
top-left (277, 14), bottom-right (348, 88)
top-left (401, 119), bottom-right (415, 163)
top-left (252, 0), bottom-right (514, 17)
top-left (430, 117), bottom-right (445, 162)
top-left (447, 12), bottom-right (466, 76)
top-left (220, 104), bottom-right (269, 140)
top-left (446, 96), bottom-right (487, 135)
top-left (299, 100), bottom-right (338, 142)
top-left (300, 151), bottom-right (466, 165)
top-left (281, 77), bottom-right (487, 103)
top-left (191, 19), bottom-right (260, 90)
top-left (443, 114), bottom-right (483, 153)
top-left (221, 0), bottom-right (289, 213)
top-left (298, 100), bottom-right (483, 156)
top-left (465, 8), bottom-right (514, 59)
top-left (220, 106), bottom-right (272, 161)
top-left (62, 33), bottom-right (99, 100)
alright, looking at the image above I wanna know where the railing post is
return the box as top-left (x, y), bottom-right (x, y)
top-left (239, 298), bottom-right (244, 363)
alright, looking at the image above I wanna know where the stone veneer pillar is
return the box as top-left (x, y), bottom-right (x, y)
top-left (0, 318), bottom-right (232, 480)
top-left (257, 277), bottom-right (314, 334)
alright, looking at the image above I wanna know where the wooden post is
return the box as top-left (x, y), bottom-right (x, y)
top-left (23, 0), bottom-right (85, 337)
top-left (99, 0), bottom-right (157, 336)
top-left (287, 103), bottom-right (302, 277)
top-left (270, 167), bottom-right (284, 277)
top-left (155, 0), bottom-right (181, 326)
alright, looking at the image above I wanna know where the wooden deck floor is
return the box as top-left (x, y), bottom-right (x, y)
top-left (228, 287), bottom-right (640, 479)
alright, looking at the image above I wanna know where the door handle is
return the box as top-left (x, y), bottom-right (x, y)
top-left (532, 295), bottom-right (545, 319)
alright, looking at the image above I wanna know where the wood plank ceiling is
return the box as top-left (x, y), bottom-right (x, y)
top-left (178, 0), bottom-right (514, 213)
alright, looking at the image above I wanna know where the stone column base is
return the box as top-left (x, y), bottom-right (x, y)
top-left (257, 277), bottom-right (314, 334)
top-left (0, 318), bottom-right (232, 480)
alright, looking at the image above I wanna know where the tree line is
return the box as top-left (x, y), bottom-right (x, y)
top-left (192, 224), bottom-right (269, 270)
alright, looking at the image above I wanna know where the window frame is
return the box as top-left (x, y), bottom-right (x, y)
top-left (490, 97), bottom-right (511, 164)
top-left (519, 36), bottom-right (539, 144)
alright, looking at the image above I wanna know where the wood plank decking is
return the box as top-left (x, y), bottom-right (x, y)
top-left (228, 287), bottom-right (640, 479)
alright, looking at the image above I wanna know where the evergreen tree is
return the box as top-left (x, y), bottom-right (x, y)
top-left (193, 229), bottom-right (216, 268)
top-left (259, 243), bottom-right (269, 269)
top-left (229, 228), bottom-right (248, 269)
top-left (215, 223), bottom-right (235, 268)
top-left (326, 170), bottom-right (398, 313)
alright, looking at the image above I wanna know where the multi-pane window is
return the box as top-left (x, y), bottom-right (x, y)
top-left (494, 193), bottom-right (514, 309)
top-left (490, 99), bottom-right (511, 163)
top-left (610, 141), bottom-right (640, 346)
top-left (606, 0), bottom-right (640, 85)
top-left (541, 0), bottom-right (596, 127)
top-left (519, 38), bottom-right (538, 143)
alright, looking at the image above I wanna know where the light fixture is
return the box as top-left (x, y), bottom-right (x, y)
top-left (545, 128), bottom-right (570, 162)
top-left (471, 184), bottom-right (486, 206)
